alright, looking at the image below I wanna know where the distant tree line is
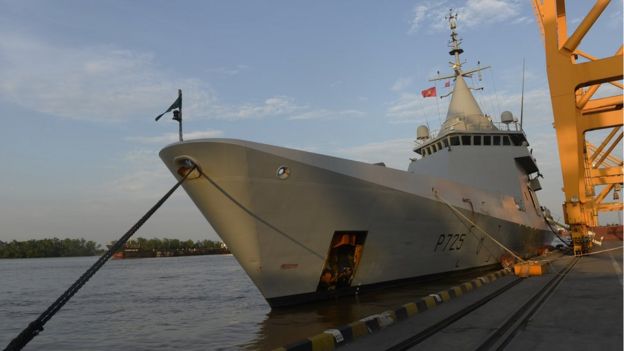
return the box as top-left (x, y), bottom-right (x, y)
top-left (0, 237), bottom-right (228, 259)
top-left (0, 238), bottom-right (102, 258)
top-left (114, 237), bottom-right (228, 258)
top-left (122, 237), bottom-right (225, 251)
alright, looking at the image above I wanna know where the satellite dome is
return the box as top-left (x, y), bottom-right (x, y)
top-left (501, 111), bottom-right (514, 124)
top-left (416, 125), bottom-right (430, 140)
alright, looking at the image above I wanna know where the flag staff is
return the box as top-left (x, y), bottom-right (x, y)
top-left (519, 58), bottom-right (525, 131)
top-left (155, 89), bottom-right (184, 142)
top-left (173, 89), bottom-right (183, 142)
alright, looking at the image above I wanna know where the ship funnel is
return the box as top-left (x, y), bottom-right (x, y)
top-left (416, 125), bottom-right (430, 140)
top-left (501, 111), bottom-right (515, 124)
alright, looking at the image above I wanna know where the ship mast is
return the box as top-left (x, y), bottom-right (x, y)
top-left (431, 10), bottom-right (490, 83)
top-left (448, 11), bottom-right (464, 74)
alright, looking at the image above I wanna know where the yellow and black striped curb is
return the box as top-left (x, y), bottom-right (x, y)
top-left (272, 268), bottom-right (512, 351)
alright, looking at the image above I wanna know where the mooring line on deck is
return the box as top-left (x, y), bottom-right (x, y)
top-left (433, 188), bottom-right (525, 263)
top-left (579, 245), bottom-right (624, 257)
top-left (196, 167), bottom-right (325, 261)
top-left (4, 166), bottom-right (196, 351)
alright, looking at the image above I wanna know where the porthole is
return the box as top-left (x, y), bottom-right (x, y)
top-left (276, 166), bottom-right (291, 180)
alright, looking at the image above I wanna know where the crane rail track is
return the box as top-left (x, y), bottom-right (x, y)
top-left (387, 257), bottom-right (579, 351)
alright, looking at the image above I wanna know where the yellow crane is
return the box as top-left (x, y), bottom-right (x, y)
top-left (532, 0), bottom-right (623, 255)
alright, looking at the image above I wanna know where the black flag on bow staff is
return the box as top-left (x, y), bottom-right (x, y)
top-left (155, 89), bottom-right (183, 141)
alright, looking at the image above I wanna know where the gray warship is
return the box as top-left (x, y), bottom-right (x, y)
top-left (160, 14), bottom-right (551, 307)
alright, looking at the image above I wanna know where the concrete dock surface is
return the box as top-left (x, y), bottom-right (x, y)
top-left (339, 243), bottom-right (623, 350)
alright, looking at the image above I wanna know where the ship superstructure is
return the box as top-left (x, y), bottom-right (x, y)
top-left (409, 12), bottom-right (543, 213)
top-left (159, 13), bottom-right (551, 307)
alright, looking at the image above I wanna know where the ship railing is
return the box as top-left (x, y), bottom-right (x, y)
top-left (414, 120), bottom-right (523, 147)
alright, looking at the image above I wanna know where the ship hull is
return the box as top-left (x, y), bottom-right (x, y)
top-left (160, 139), bottom-right (550, 307)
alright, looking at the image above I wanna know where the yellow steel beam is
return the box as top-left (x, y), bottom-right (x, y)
top-left (580, 110), bottom-right (623, 132)
top-left (561, 0), bottom-right (610, 53)
top-left (577, 85), bottom-right (601, 109)
top-left (593, 133), bottom-right (623, 168)
top-left (591, 176), bottom-right (623, 185)
top-left (588, 141), bottom-right (624, 167)
top-left (595, 184), bottom-right (614, 204)
top-left (555, 0), bottom-right (567, 49)
top-left (589, 128), bottom-right (621, 162)
top-left (590, 166), bottom-right (624, 180)
top-left (576, 64), bottom-right (624, 110)
top-left (532, 0), bottom-right (546, 42)
top-left (574, 47), bottom-right (624, 96)
top-left (596, 202), bottom-right (624, 212)
top-left (583, 96), bottom-right (624, 113)
top-left (572, 55), bottom-right (623, 88)
top-left (534, 0), bottom-right (623, 255)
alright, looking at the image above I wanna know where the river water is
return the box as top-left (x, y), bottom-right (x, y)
top-left (1, 255), bottom-right (496, 350)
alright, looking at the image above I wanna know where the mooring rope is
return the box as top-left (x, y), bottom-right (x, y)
top-left (544, 218), bottom-right (572, 247)
top-left (4, 166), bottom-right (196, 351)
top-left (195, 167), bottom-right (325, 261)
top-left (578, 245), bottom-right (623, 257)
top-left (433, 188), bottom-right (525, 263)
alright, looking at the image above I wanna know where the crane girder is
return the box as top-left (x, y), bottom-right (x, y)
top-left (532, 0), bottom-right (623, 255)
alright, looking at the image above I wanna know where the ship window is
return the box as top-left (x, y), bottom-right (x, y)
top-left (450, 136), bottom-right (460, 146)
top-left (503, 136), bottom-right (511, 145)
top-left (493, 135), bottom-right (501, 145)
top-left (437, 142), bottom-right (443, 151)
top-left (483, 136), bottom-right (491, 145)
top-left (443, 138), bottom-right (449, 148)
top-left (431, 144), bottom-right (437, 153)
top-left (474, 136), bottom-right (482, 145)
top-left (510, 134), bottom-right (524, 146)
top-left (461, 135), bottom-right (471, 145)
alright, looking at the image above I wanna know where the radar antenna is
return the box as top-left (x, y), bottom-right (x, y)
top-left (430, 9), bottom-right (491, 83)
top-left (447, 10), bottom-right (464, 73)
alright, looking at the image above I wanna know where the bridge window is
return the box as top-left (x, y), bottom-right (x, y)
top-left (503, 136), bottom-right (511, 145)
top-left (461, 136), bottom-right (471, 145)
top-left (474, 135), bottom-right (482, 145)
top-left (443, 138), bottom-right (449, 148)
top-left (493, 135), bottom-right (501, 145)
top-left (437, 142), bottom-right (443, 150)
top-left (450, 136), bottom-right (460, 146)
top-left (484, 136), bottom-right (491, 145)
top-left (510, 134), bottom-right (524, 146)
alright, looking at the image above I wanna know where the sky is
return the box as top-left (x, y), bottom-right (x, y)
top-left (1, 0), bottom-right (622, 245)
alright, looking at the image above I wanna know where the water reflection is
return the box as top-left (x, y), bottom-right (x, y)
top-left (243, 266), bottom-right (499, 350)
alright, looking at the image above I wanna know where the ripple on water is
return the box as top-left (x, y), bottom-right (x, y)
top-left (1, 256), bottom-right (498, 350)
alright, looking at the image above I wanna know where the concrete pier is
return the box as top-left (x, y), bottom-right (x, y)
top-left (277, 242), bottom-right (623, 350)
